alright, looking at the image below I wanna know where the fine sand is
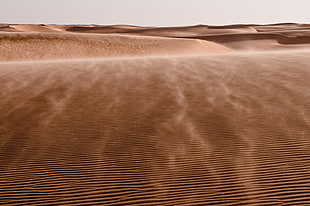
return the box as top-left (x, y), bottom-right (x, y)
top-left (0, 23), bottom-right (310, 205)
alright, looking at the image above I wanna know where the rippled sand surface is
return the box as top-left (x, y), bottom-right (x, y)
top-left (0, 24), bottom-right (310, 205)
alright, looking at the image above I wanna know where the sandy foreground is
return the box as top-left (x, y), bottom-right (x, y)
top-left (0, 23), bottom-right (310, 205)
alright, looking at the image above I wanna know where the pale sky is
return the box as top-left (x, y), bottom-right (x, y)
top-left (1, 0), bottom-right (310, 26)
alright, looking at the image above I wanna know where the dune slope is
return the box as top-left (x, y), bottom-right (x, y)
top-left (0, 33), bottom-right (231, 61)
top-left (3, 23), bottom-right (310, 52)
top-left (0, 51), bottom-right (309, 205)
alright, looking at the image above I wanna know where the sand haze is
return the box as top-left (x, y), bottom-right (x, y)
top-left (0, 23), bottom-right (310, 205)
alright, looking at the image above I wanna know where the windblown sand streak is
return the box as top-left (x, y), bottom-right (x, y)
top-left (0, 48), bottom-right (309, 205)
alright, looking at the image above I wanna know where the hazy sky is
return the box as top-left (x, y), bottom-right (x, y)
top-left (1, 0), bottom-right (310, 26)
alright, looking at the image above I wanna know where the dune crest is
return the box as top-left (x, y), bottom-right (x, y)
top-left (2, 23), bottom-right (310, 52)
top-left (10, 24), bottom-right (61, 33)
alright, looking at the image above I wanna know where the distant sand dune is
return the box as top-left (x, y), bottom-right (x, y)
top-left (2, 23), bottom-right (310, 52)
top-left (0, 25), bottom-right (20, 32)
top-left (191, 33), bottom-right (310, 44)
top-left (65, 25), bottom-right (148, 34)
top-left (0, 33), bottom-right (232, 61)
top-left (188, 33), bottom-right (310, 51)
top-left (10, 24), bottom-right (61, 33)
top-left (112, 25), bottom-right (258, 37)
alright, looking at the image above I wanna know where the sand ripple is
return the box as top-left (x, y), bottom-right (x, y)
top-left (0, 51), bottom-right (309, 205)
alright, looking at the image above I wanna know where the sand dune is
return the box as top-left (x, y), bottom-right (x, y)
top-left (186, 33), bottom-right (310, 51)
top-left (2, 23), bottom-right (310, 52)
top-left (0, 32), bottom-right (231, 61)
top-left (0, 24), bottom-right (310, 205)
top-left (113, 25), bottom-right (258, 37)
top-left (65, 24), bottom-right (147, 34)
top-left (13, 24), bottom-right (256, 36)
top-left (10, 24), bottom-right (61, 33)
top-left (1, 51), bottom-right (309, 205)
top-left (0, 25), bottom-right (20, 32)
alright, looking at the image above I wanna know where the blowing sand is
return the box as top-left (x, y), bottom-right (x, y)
top-left (0, 24), bottom-right (310, 205)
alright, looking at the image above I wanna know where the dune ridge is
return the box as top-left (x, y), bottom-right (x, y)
top-left (2, 23), bottom-right (310, 52)
top-left (0, 32), bottom-right (231, 62)
top-left (10, 24), bottom-right (62, 33)
top-left (187, 33), bottom-right (310, 51)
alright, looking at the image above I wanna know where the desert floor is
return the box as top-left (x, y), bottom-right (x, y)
top-left (0, 23), bottom-right (310, 205)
